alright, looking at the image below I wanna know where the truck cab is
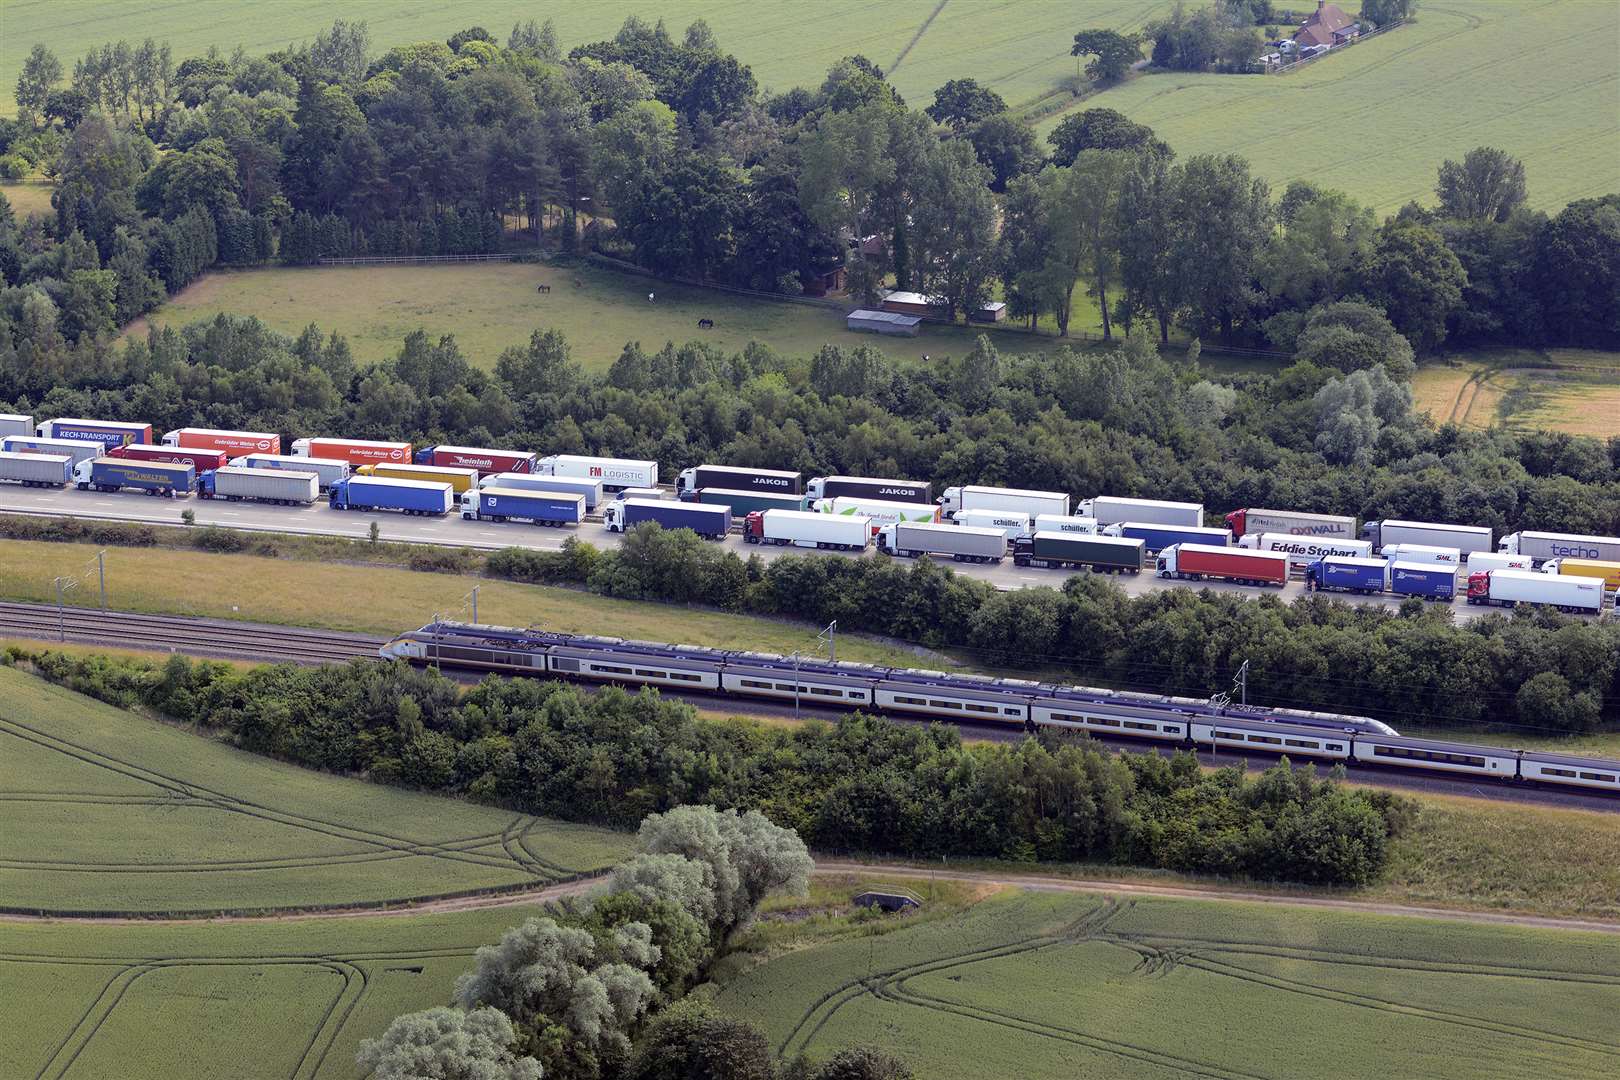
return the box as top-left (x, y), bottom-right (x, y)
top-left (603, 500), bottom-right (627, 532)
top-left (460, 490), bottom-right (479, 519)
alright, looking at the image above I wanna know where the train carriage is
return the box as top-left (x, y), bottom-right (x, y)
top-left (1350, 734), bottom-right (1519, 777)
top-left (547, 641), bottom-right (721, 691)
top-left (1518, 751), bottom-right (1620, 792)
top-left (874, 671), bottom-right (1033, 724)
top-left (1187, 718), bottom-right (1353, 762)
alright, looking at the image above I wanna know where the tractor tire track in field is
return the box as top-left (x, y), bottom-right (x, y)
top-left (887, 0), bottom-right (947, 76)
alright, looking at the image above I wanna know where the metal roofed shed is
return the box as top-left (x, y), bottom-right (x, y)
top-left (879, 290), bottom-right (944, 316)
top-left (854, 889), bottom-right (922, 913)
top-left (847, 309), bottom-right (922, 337)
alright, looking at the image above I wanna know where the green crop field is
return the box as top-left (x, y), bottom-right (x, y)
top-left (0, 664), bottom-right (628, 914)
top-left (0, 1), bottom-right (1170, 114)
top-left (0, 903), bottom-right (557, 1080)
top-left (718, 887), bottom-right (1620, 1080)
top-left (1049, 0), bottom-right (1620, 213)
top-left (123, 262), bottom-right (1028, 371)
top-left (1411, 348), bottom-right (1620, 438)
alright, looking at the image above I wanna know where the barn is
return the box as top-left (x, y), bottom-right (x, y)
top-left (970, 301), bottom-right (1007, 323)
top-left (880, 291), bottom-right (944, 317)
top-left (847, 309), bottom-right (922, 337)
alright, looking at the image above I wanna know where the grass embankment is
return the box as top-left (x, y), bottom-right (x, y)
top-left (0, 664), bottom-right (628, 914)
top-left (717, 879), bottom-right (1620, 1080)
top-left (0, 537), bottom-right (939, 667)
top-left (1056, 1), bottom-right (1620, 214)
top-left (1412, 348), bottom-right (1620, 437)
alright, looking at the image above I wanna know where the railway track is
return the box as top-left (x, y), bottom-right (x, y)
top-left (0, 602), bottom-right (385, 664)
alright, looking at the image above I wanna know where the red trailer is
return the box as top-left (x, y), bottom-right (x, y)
top-left (413, 444), bottom-right (536, 476)
top-left (292, 437), bottom-right (412, 466)
top-left (1156, 543), bottom-right (1288, 587)
top-left (109, 443), bottom-right (229, 476)
top-left (163, 427), bottom-right (281, 455)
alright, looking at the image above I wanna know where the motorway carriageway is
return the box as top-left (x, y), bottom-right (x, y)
top-left (2, 601), bottom-right (1613, 814)
top-left (0, 487), bottom-right (1499, 621)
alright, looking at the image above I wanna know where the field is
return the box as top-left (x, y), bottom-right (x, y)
top-left (0, 538), bottom-right (940, 667)
top-left (0, 180), bottom-right (53, 219)
top-left (1411, 348), bottom-right (1620, 436)
top-left (0, 664), bottom-right (628, 914)
top-left (717, 886), bottom-right (1620, 1080)
top-left (0, 1), bottom-right (1170, 114)
top-left (123, 262), bottom-right (1023, 371)
top-left (1053, 0), bottom-right (1620, 213)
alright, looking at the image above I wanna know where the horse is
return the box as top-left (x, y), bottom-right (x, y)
top-left (536, 284), bottom-right (551, 294)
top-left (697, 318), bottom-right (714, 329)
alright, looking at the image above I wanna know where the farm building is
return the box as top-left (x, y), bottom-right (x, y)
top-left (1293, 1), bottom-right (1360, 48)
top-left (804, 265), bottom-right (847, 297)
top-left (970, 301), bottom-right (1007, 323)
top-left (880, 291), bottom-right (945, 317)
top-left (853, 889), bottom-right (922, 913)
top-left (847, 309), bottom-right (922, 337)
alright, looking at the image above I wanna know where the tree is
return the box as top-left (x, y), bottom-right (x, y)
top-left (965, 114), bottom-right (1040, 192)
top-left (1516, 671), bottom-right (1601, 734)
top-left (16, 45), bottom-right (63, 125)
top-left (496, 329), bottom-right (582, 399)
top-left (1361, 0), bottom-right (1418, 28)
top-left (1312, 366), bottom-right (1412, 464)
top-left (1355, 223), bottom-right (1466, 353)
top-left (818, 55), bottom-right (902, 113)
top-left (1116, 147), bottom-right (1182, 342)
top-left (1435, 147), bottom-right (1527, 223)
top-left (1046, 108), bottom-right (1155, 166)
top-left (356, 1007), bottom-right (542, 1080)
top-left (1257, 187), bottom-right (1376, 311)
top-left (909, 138), bottom-right (999, 319)
top-left (1529, 195), bottom-right (1619, 349)
top-left (308, 19), bottom-right (371, 84)
top-left (1294, 301), bottom-right (1416, 377)
top-left (1172, 154), bottom-right (1271, 339)
top-left (1068, 149), bottom-right (1130, 340)
top-left (811, 1046), bottom-right (916, 1080)
top-left (616, 151), bottom-right (744, 280)
top-left (630, 999), bottom-right (776, 1080)
top-left (1071, 29), bottom-right (1141, 83)
top-left (925, 78), bottom-right (1005, 132)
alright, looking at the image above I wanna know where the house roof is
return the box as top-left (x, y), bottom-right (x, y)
top-left (881, 291), bottom-right (942, 307)
top-left (1294, 2), bottom-right (1355, 46)
top-left (848, 309), bottom-right (922, 327)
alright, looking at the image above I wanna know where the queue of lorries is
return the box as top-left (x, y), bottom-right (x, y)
top-left (1, 414), bottom-right (1617, 615)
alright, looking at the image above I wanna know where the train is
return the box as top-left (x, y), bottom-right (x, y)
top-left (378, 622), bottom-right (1620, 795)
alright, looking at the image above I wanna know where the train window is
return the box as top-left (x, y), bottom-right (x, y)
top-left (592, 663), bottom-right (634, 675)
top-left (1095, 717), bottom-right (1120, 728)
top-left (1579, 772), bottom-right (1617, 783)
top-left (1123, 721), bottom-right (1157, 732)
top-left (1327, 743), bottom-right (1343, 751)
top-left (894, 695), bottom-right (927, 706)
top-left (1005, 708), bottom-right (1021, 716)
top-left (741, 679), bottom-right (773, 689)
top-left (669, 672), bottom-right (703, 683)
top-left (929, 700), bottom-right (963, 710)
top-left (634, 668), bottom-right (666, 677)
top-left (1541, 767), bottom-right (1576, 778)
top-left (1285, 739), bottom-right (1321, 749)
top-left (1165, 726), bottom-right (1183, 736)
top-left (1372, 745), bottom-right (1487, 768)
top-left (1249, 735), bottom-right (1282, 746)
top-left (850, 691), bottom-right (869, 700)
top-left (1214, 729), bottom-right (1246, 740)
top-left (551, 658), bottom-right (580, 673)
top-left (965, 703), bottom-right (997, 714)
top-left (811, 687), bottom-right (841, 697)
top-left (776, 683), bottom-right (796, 692)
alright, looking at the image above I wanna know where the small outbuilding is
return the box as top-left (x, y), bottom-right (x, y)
top-left (970, 301), bottom-right (1007, 323)
top-left (847, 309), bottom-right (921, 337)
top-left (854, 890), bottom-right (922, 913)
top-left (880, 291), bottom-right (945, 317)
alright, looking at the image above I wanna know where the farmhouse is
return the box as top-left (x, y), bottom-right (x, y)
top-left (1293, 1), bottom-right (1360, 49)
top-left (880, 291), bottom-right (945, 317)
top-left (847, 309), bottom-right (922, 337)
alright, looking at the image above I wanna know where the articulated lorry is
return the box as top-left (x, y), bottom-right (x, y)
top-left (162, 428), bottom-right (281, 455)
top-left (111, 443), bottom-right (228, 475)
top-left (743, 509), bottom-right (871, 550)
top-left (234, 453), bottom-right (350, 490)
top-left (1361, 519), bottom-right (1492, 558)
top-left (1498, 530), bottom-right (1620, 565)
top-left (693, 487), bottom-right (807, 518)
top-left (1076, 496), bottom-right (1202, 528)
top-left (1012, 533), bottom-right (1145, 573)
top-left (1224, 507), bottom-right (1356, 540)
top-left (461, 488), bottom-right (585, 527)
top-left (1, 436), bottom-right (103, 466)
top-left (0, 451), bottom-right (72, 487)
top-left (1540, 558), bottom-right (1620, 592)
top-left (815, 496), bottom-right (938, 527)
top-left (1032, 514), bottom-right (1098, 535)
top-left (1467, 569), bottom-right (1603, 614)
top-left (804, 475), bottom-right (930, 503)
top-left (478, 472), bottom-right (605, 511)
top-left (677, 464), bottom-right (801, 497)
top-left (940, 485), bottom-right (1070, 520)
top-left (1239, 532), bottom-right (1372, 565)
top-left (0, 414), bottom-right (32, 439)
top-left (357, 462), bottom-right (481, 494)
top-left (198, 466), bottom-right (319, 505)
top-left (1155, 544), bottom-right (1287, 587)
top-left (293, 437), bottom-right (412, 466)
top-left (1104, 522), bottom-right (1231, 554)
top-left (954, 509), bottom-right (1032, 539)
top-left (328, 476), bottom-right (453, 515)
top-left (537, 455), bottom-right (659, 491)
top-left (415, 445), bottom-right (536, 475)
top-left (877, 521), bottom-right (1006, 562)
top-left (73, 457), bottom-right (194, 497)
top-left (1304, 556), bottom-right (1387, 595)
top-left (1387, 562), bottom-right (1456, 601)
top-left (603, 498), bottom-right (730, 539)
top-left (37, 418), bottom-right (152, 449)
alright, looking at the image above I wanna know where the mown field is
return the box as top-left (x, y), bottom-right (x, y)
top-left (718, 887), bottom-right (1620, 1080)
top-left (0, 180), bottom-right (53, 219)
top-left (0, 665), bottom-right (628, 913)
top-left (1411, 348), bottom-right (1620, 437)
top-left (1056, 0), bottom-right (1620, 213)
top-left (122, 262), bottom-right (1020, 371)
top-left (0, 538), bottom-right (940, 667)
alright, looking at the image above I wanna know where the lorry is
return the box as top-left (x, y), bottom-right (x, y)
top-left (1155, 544), bottom-right (1288, 587)
top-left (0, 450), bottom-right (72, 487)
top-left (603, 498), bottom-right (730, 540)
top-left (162, 428), bottom-right (281, 455)
top-left (110, 443), bottom-right (229, 475)
top-left (1379, 543), bottom-right (1462, 567)
top-left (73, 457), bottom-right (194, 497)
top-left (356, 462), bottom-right (481, 494)
top-left (1239, 532), bottom-right (1372, 566)
top-left (1388, 561), bottom-right (1456, 601)
top-left (292, 437), bottom-right (412, 466)
top-left (198, 466), bottom-right (319, 505)
top-left (953, 508), bottom-right (1032, 539)
top-left (693, 487), bottom-right (808, 519)
top-left (1104, 522), bottom-right (1232, 554)
top-left (677, 464), bottom-right (802, 497)
top-left (743, 509), bottom-right (871, 550)
top-left (1, 435), bottom-right (104, 466)
top-left (876, 521), bottom-right (1005, 563)
top-left (1467, 568), bottom-right (1603, 614)
top-left (233, 452), bottom-right (351, 491)
top-left (1012, 532), bottom-right (1145, 573)
top-left (1303, 556), bottom-right (1387, 595)
top-left (479, 472), bottom-right (605, 510)
top-left (816, 496), bottom-right (938, 528)
top-left (617, 487), bottom-right (664, 502)
top-left (1498, 530), bottom-right (1620, 566)
top-left (1076, 496), bottom-right (1202, 528)
top-left (1032, 514), bottom-right (1098, 536)
top-left (461, 487), bottom-right (585, 527)
top-left (0, 414), bottom-right (33, 439)
top-left (537, 454), bottom-right (659, 491)
top-left (1465, 551), bottom-right (1533, 574)
top-left (414, 445), bottom-right (536, 476)
top-left (1360, 519), bottom-right (1492, 558)
top-left (328, 476), bottom-right (453, 516)
top-left (1224, 507), bottom-right (1357, 540)
top-left (804, 475), bottom-right (930, 504)
top-left (939, 485), bottom-right (1070, 520)
top-left (37, 418), bottom-right (152, 450)
top-left (1541, 558), bottom-right (1620, 592)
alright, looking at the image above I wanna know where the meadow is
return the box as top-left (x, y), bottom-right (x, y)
top-left (717, 886), bottom-right (1620, 1080)
top-left (1411, 348), bottom-right (1620, 438)
top-left (0, 665), bottom-right (629, 914)
top-left (0, 538), bottom-right (942, 667)
top-left (0, 180), bottom-right (53, 219)
top-left (1054, 0), bottom-right (1620, 214)
top-left (122, 261), bottom-right (1023, 371)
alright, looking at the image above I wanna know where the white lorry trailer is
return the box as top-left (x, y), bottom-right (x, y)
top-left (953, 508), bottom-right (1032, 539)
top-left (1497, 530), bottom-right (1620, 565)
top-left (537, 454), bottom-right (659, 491)
top-left (0, 450), bottom-right (72, 487)
top-left (1076, 496), bottom-right (1203, 527)
top-left (1466, 569), bottom-right (1603, 614)
top-left (743, 509), bottom-right (871, 550)
top-left (1361, 519), bottom-right (1492, 558)
top-left (939, 485), bottom-right (1069, 520)
top-left (877, 521), bottom-right (1006, 562)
